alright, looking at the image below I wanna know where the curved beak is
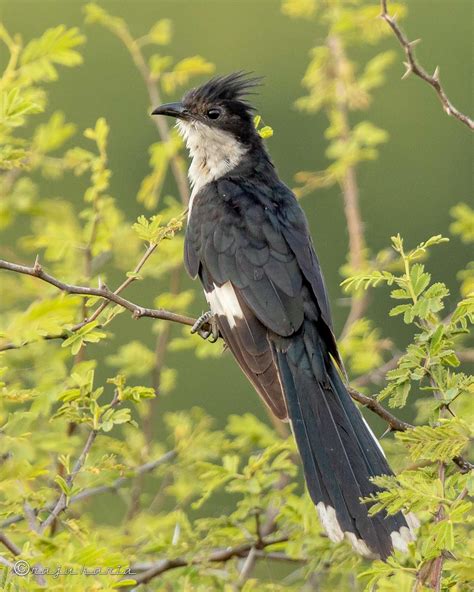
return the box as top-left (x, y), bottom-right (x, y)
top-left (151, 102), bottom-right (188, 119)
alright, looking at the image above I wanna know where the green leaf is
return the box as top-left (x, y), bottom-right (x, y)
top-left (341, 270), bottom-right (395, 292)
top-left (20, 25), bottom-right (85, 82)
top-left (396, 419), bottom-right (471, 462)
top-left (409, 263), bottom-right (431, 297)
top-left (132, 212), bottom-right (184, 244)
top-left (61, 322), bottom-right (107, 355)
top-left (450, 202), bottom-right (474, 244)
top-left (161, 56), bottom-right (215, 94)
top-left (148, 19), bottom-right (172, 45)
top-left (106, 341), bottom-right (156, 378)
top-left (54, 475), bottom-right (71, 496)
top-left (0, 88), bottom-right (42, 131)
top-left (389, 303), bottom-right (411, 318)
top-left (430, 519), bottom-right (455, 551)
top-left (7, 295), bottom-right (82, 345)
top-left (258, 125), bottom-right (274, 139)
top-left (408, 234), bottom-right (449, 261)
top-left (33, 111), bottom-right (76, 153)
top-left (282, 0), bottom-right (317, 19)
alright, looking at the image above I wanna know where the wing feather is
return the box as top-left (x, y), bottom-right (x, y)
top-left (184, 175), bottom-right (339, 418)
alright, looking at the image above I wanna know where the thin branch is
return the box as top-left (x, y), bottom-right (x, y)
top-left (23, 503), bottom-right (40, 534)
top-left (237, 546), bottom-right (258, 587)
top-left (0, 332), bottom-right (68, 352)
top-left (0, 532), bottom-right (21, 556)
top-left (0, 257), bottom-right (196, 339)
top-left (71, 450), bottom-right (177, 505)
top-left (347, 386), bottom-right (412, 432)
top-left (39, 391), bottom-right (121, 534)
top-left (380, 0), bottom-right (474, 131)
top-left (128, 535), bottom-right (289, 587)
top-left (252, 550), bottom-right (305, 563)
top-left (0, 450), bottom-right (176, 530)
top-left (110, 24), bottom-right (190, 204)
top-left (39, 430), bottom-right (98, 534)
top-left (352, 352), bottom-right (401, 387)
top-left (326, 34), bottom-right (369, 339)
top-left (347, 387), bottom-right (473, 473)
top-left (22, 503), bottom-right (47, 585)
top-left (72, 242), bottom-right (159, 333)
top-left (0, 555), bottom-right (14, 569)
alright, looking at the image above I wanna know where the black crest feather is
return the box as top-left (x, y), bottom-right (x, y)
top-left (184, 71), bottom-right (262, 108)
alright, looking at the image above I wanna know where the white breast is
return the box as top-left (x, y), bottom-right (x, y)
top-left (176, 120), bottom-right (247, 219)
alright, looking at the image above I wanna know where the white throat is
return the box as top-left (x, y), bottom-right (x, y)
top-left (176, 120), bottom-right (247, 216)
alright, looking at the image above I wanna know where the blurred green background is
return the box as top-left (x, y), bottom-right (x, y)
top-left (1, 0), bottom-right (472, 435)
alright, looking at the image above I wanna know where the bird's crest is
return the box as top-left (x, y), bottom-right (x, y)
top-left (184, 72), bottom-right (262, 109)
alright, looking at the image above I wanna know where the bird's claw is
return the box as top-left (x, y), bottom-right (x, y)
top-left (191, 311), bottom-right (220, 343)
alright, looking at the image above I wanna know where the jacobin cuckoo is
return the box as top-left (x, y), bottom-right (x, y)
top-left (152, 72), bottom-right (417, 559)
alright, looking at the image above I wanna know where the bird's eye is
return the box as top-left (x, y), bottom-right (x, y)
top-left (207, 108), bottom-right (221, 120)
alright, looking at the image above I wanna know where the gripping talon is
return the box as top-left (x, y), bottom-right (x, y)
top-left (191, 311), bottom-right (220, 342)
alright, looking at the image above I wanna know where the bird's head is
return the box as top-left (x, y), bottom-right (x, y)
top-left (152, 72), bottom-right (262, 151)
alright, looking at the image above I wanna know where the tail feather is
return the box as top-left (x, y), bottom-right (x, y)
top-left (272, 324), bottom-right (415, 559)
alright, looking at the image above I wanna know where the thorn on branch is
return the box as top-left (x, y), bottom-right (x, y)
top-left (402, 61), bottom-right (412, 80)
top-left (33, 255), bottom-right (41, 274)
top-left (380, 0), bottom-right (474, 130)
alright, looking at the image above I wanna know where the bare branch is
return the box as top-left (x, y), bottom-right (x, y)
top-left (70, 450), bottom-right (177, 504)
top-left (22, 503), bottom-right (47, 585)
top-left (72, 242), bottom-right (160, 333)
top-left (326, 34), bottom-right (370, 339)
top-left (0, 555), bottom-right (14, 569)
top-left (129, 535), bottom-right (289, 587)
top-left (0, 257), bottom-right (196, 345)
top-left (381, 0), bottom-right (474, 130)
top-left (347, 386), bottom-right (412, 432)
top-left (39, 431), bottom-right (98, 534)
top-left (23, 503), bottom-right (40, 534)
top-left (347, 387), bottom-right (473, 473)
top-left (237, 545), bottom-right (258, 586)
top-left (0, 532), bottom-right (21, 556)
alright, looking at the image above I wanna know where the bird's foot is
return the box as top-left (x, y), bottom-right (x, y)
top-left (191, 311), bottom-right (220, 343)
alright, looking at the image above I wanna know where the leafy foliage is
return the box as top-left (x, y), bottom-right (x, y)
top-left (289, 0), bottom-right (405, 198)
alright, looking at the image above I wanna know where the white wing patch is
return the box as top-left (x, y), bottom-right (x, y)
top-left (206, 282), bottom-right (243, 329)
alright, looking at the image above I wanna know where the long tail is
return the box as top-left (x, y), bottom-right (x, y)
top-left (272, 321), bottom-right (416, 559)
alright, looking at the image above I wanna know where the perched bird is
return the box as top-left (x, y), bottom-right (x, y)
top-left (152, 72), bottom-right (416, 559)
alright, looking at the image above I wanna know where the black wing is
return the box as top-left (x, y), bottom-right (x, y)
top-left (184, 176), bottom-right (339, 417)
top-left (185, 177), bottom-right (338, 349)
